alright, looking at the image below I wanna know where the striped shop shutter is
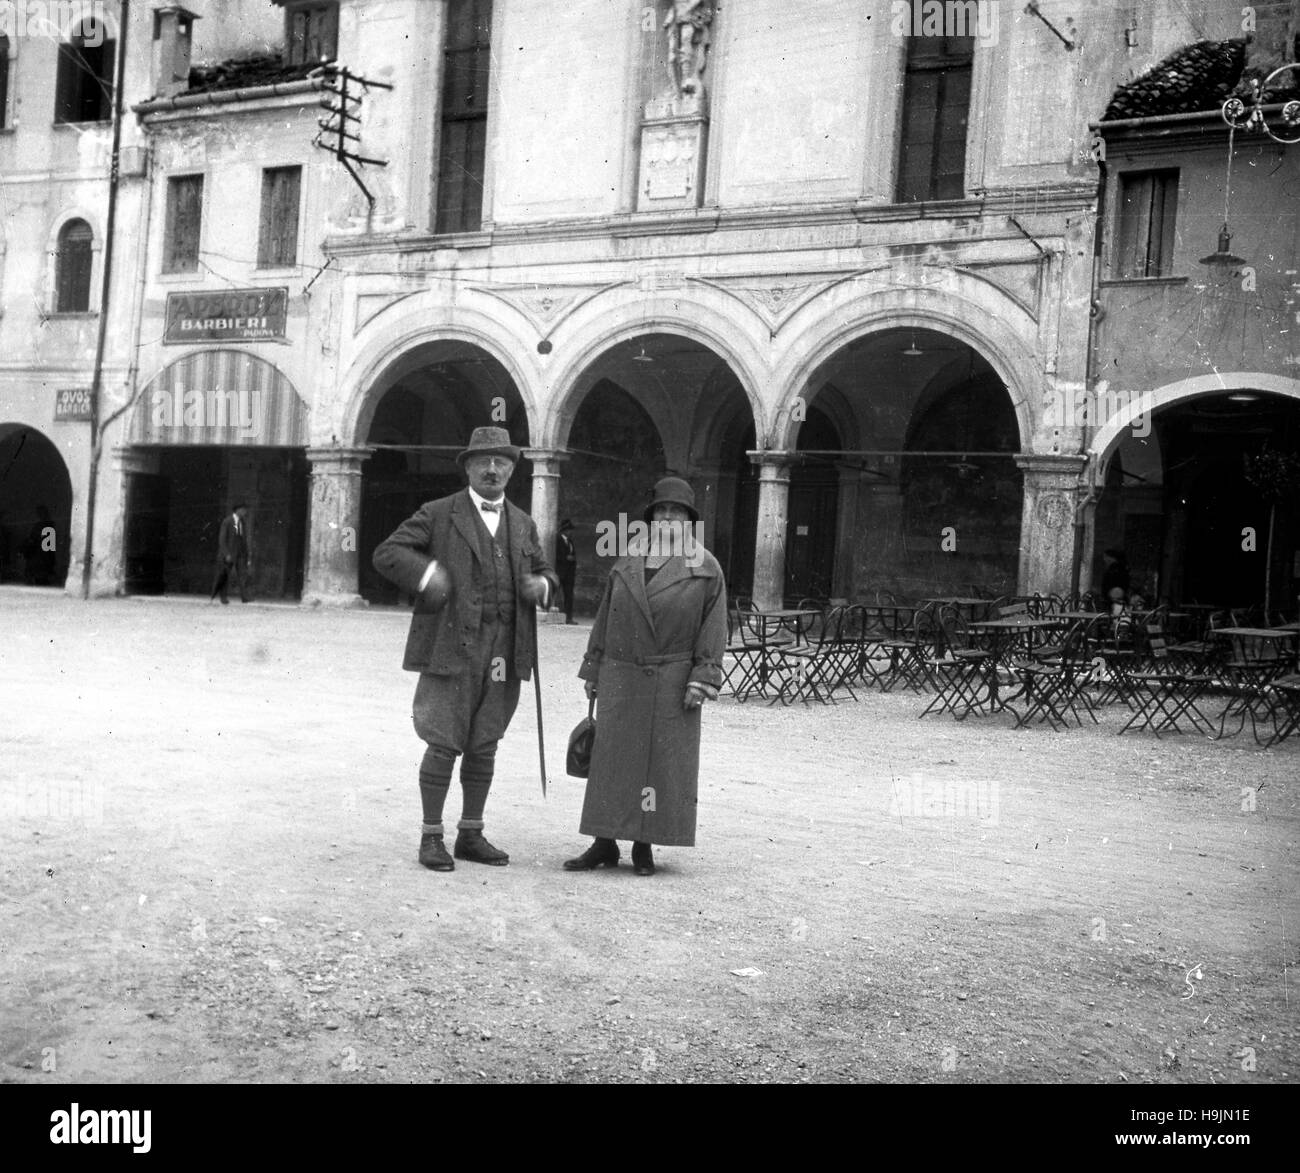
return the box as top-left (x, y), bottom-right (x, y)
top-left (130, 350), bottom-right (309, 447)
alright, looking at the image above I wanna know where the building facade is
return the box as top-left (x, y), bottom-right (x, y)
top-left (1090, 6), bottom-right (1300, 611)
top-left (4, 0), bottom-right (1295, 612)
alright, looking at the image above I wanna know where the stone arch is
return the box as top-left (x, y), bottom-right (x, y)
top-left (1088, 372), bottom-right (1300, 467)
top-left (541, 292), bottom-right (769, 450)
top-left (338, 295), bottom-right (545, 447)
top-left (767, 278), bottom-right (1040, 451)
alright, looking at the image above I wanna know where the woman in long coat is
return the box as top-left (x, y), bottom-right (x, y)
top-left (564, 478), bottom-right (727, 876)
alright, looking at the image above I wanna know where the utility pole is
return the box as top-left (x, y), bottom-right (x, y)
top-left (80, 0), bottom-right (131, 599)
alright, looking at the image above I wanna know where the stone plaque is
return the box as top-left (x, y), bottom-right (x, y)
top-left (638, 116), bottom-right (707, 211)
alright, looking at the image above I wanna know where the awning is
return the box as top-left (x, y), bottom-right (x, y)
top-left (130, 350), bottom-right (308, 446)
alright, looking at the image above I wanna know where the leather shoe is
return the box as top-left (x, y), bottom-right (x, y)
top-left (418, 833), bottom-right (454, 872)
top-left (563, 838), bottom-right (619, 870)
top-left (631, 841), bottom-right (655, 876)
top-left (454, 830), bottom-right (509, 866)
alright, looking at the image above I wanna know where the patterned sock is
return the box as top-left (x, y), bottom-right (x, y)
top-left (459, 750), bottom-right (496, 825)
top-left (419, 746), bottom-right (456, 827)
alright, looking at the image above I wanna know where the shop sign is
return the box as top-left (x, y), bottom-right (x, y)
top-left (164, 288), bottom-right (288, 344)
top-left (54, 388), bottom-right (93, 421)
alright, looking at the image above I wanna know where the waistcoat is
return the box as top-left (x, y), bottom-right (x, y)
top-left (475, 509), bottom-right (515, 623)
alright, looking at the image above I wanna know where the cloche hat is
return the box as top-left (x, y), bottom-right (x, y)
top-left (456, 426), bottom-right (522, 466)
top-left (642, 476), bottom-right (699, 523)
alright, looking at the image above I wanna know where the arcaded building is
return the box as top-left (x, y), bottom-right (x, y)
top-left (7, 1), bottom-right (1296, 612)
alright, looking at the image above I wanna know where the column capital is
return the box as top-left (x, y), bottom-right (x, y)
top-left (747, 450), bottom-right (799, 479)
top-left (1014, 453), bottom-right (1087, 478)
top-left (307, 445), bottom-right (373, 473)
top-left (523, 448), bottom-right (570, 475)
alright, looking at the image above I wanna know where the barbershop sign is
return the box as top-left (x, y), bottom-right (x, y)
top-left (164, 288), bottom-right (288, 344)
top-left (54, 388), bottom-right (93, 421)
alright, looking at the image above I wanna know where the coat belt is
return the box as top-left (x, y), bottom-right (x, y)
top-left (606, 652), bottom-right (694, 667)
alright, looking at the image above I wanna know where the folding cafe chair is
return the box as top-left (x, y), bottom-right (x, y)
top-left (1116, 616), bottom-right (1215, 738)
top-left (772, 605), bottom-right (857, 705)
top-left (723, 602), bottom-right (766, 701)
top-left (1010, 621), bottom-right (1098, 731)
top-left (918, 611), bottom-right (996, 720)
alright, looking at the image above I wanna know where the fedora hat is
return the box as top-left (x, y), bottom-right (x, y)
top-left (456, 426), bottom-right (521, 466)
top-left (642, 476), bottom-right (698, 523)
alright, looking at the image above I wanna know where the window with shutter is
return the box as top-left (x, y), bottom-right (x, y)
top-left (56, 220), bottom-right (94, 313)
top-left (896, 35), bottom-right (973, 204)
top-left (259, 167), bottom-right (302, 267)
top-left (1115, 170), bottom-right (1179, 278)
top-left (285, 3), bottom-right (339, 67)
top-left (54, 20), bottom-right (115, 124)
top-left (435, 0), bottom-right (492, 235)
top-left (164, 175), bottom-right (204, 273)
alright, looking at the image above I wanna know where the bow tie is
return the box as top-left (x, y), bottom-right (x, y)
top-left (480, 501), bottom-right (503, 513)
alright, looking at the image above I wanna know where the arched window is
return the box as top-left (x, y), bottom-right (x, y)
top-left (55, 18), bottom-right (115, 124)
top-left (55, 220), bottom-right (94, 313)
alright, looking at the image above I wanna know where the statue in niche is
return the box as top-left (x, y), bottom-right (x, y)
top-left (663, 0), bottom-right (713, 102)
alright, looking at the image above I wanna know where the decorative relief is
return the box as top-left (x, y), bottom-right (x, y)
top-left (700, 276), bottom-right (832, 333)
top-left (638, 119), bottom-right (707, 209)
top-left (471, 284), bottom-right (624, 333)
top-left (1035, 492), bottom-right (1072, 531)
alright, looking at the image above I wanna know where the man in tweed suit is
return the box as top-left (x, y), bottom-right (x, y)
top-left (372, 427), bottom-right (558, 872)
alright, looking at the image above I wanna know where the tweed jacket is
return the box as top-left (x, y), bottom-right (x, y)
top-left (372, 489), bottom-right (558, 679)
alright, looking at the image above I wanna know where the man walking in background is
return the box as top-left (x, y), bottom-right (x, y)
top-left (372, 427), bottom-right (559, 872)
top-left (557, 518), bottom-right (578, 623)
top-left (210, 503), bottom-right (251, 604)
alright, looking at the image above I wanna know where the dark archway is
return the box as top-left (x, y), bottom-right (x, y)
top-left (1095, 392), bottom-right (1300, 610)
top-left (0, 424), bottom-right (74, 587)
top-left (359, 341), bottom-right (530, 603)
top-left (561, 380), bottom-right (666, 616)
top-left (901, 372), bottom-right (1022, 597)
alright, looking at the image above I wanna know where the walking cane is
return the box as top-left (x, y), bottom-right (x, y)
top-left (531, 602), bottom-right (548, 796)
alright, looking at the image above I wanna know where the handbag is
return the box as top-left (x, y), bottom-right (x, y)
top-left (565, 697), bottom-right (597, 778)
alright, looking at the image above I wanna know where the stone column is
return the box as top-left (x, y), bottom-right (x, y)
top-left (302, 446), bottom-right (371, 607)
top-left (1015, 453), bottom-right (1087, 596)
top-left (748, 451), bottom-right (797, 610)
top-left (524, 448), bottom-right (568, 564)
top-left (108, 445), bottom-right (161, 597)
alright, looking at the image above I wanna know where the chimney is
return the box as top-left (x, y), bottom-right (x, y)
top-left (152, 6), bottom-right (200, 99)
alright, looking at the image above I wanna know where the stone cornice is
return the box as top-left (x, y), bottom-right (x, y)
top-left (323, 188), bottom-right (1095, 258)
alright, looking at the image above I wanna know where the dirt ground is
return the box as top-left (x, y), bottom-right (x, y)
top-left (1, 586), bottom-right (1297, 1085)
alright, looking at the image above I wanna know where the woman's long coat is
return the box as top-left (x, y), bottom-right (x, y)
top-left (577, 550), bottom-right (727, 846)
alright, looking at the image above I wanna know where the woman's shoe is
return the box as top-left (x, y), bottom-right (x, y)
top-left (563, 838), bottom-right (619, 870)
top-left (631, 841), bottom-right (656, 876)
